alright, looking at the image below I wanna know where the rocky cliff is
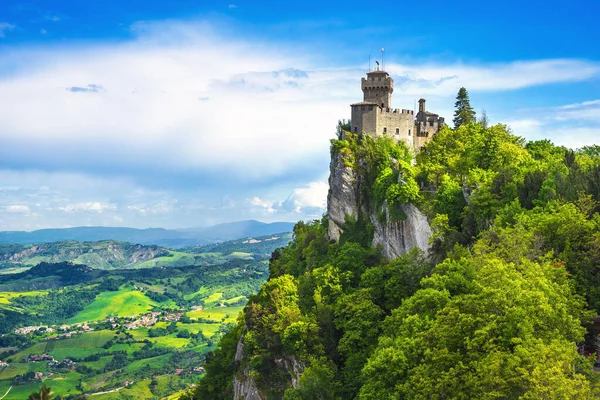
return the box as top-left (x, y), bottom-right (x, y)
top-left (327, 141), bottom-right (432, 259)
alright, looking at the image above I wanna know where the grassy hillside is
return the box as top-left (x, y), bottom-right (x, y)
top-left (0, 228), bottom-right (290, 399)
top-left (67, 287), bottom-right (157, 323)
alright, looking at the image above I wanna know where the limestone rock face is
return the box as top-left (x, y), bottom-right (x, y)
top-left (327, 151), bottom-right (359, 243)
top-left (371, 202), bottom-right (432, 260)
top-left (232, 334), bottom-right (304, 400)
top-left (233, 335), bottom-right (262, 400)
top-left (327, 149), bottom-right (432, 260)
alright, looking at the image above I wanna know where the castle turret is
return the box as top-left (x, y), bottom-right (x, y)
top-left (362, 70), bottom-right (394, 108)
top-left (418, 98), bottom-right (426, 113)
top-left (349, 69), bottom-right (443, 150)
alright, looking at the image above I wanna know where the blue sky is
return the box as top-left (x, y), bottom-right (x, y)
top-left (0, 0), bottom-right (599, 230)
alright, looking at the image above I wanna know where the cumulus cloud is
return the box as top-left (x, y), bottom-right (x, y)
top-left (281, 181), bottom-right (328, 213)
top-left (0, 18), bottom-right (599, 230)
top-left (59, 202), bottom-right (117, 213)
top-left (1, 19), bottom-right (597, 191)
top-left (385, 59), bottom-right (600, 96)
top-left (505, 98), bottom-right (600, 148)
top-left (2, 205), bottom-right (31, 214)
top-left (247, 181), bottom-right (328, 218)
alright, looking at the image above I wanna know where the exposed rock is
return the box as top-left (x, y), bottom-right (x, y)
top-left (274, 357), bottom-right (305, 389)
top-left (327, 150), bottom-right (359, 243)
top-left (371, 202), bottom-right (432, 260)
top-left (233, 366), bottom-right (262, 400)
top-left (232, 333), bottom-right (305, 399)
top-left (327, 148), bottom-right (432, 260)
top-left (233, 334), bottom-right (262, 400)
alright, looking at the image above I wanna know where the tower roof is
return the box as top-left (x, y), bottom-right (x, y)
top-left (366, 70), bottom-right (389, 76)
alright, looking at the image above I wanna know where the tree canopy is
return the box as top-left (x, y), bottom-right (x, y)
top-left (453, 87), bottom-right (476, 128)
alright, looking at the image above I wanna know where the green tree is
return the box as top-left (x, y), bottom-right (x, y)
top-left (28, 384), bottom-right (54, 400)
top-left (453, 87), bottom-right (476, 128)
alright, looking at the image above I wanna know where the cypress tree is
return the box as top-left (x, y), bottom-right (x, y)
top-left (453, 87), bottom-right (476, 128)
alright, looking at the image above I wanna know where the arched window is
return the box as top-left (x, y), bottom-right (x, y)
top-left (395, 128), bottom-right (400, 134)
top-left (354, 127), bottom-right (358, 133)
top-left (383, 127), bottom-right (387, 134)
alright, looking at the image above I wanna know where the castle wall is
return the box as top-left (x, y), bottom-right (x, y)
top-left (351, 71), bottom-right (443, 151)
top-left (351, 104), bottom-right (377, 135)
top-left (376, 108), bottom-right (414, 145)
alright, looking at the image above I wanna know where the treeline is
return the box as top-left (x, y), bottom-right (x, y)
top-left (189, 114), bottom-right (600, 398)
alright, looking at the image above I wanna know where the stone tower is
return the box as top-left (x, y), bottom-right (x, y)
top-left (362, 69), bottom-right (393, 108)
top-left (350, 69), bottom-right (444, 151)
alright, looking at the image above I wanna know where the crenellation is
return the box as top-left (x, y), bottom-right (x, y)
top-left (350, 69), bottom-right (444, 151)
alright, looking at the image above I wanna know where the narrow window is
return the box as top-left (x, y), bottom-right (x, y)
top-left (396, 128), bottom-right (400, 134)
top-left (361, 106), bottom-right (365, 111)
top-left (408, 129), bottom-right (411, 136)
top-left (369, 105), bottom-right (373, 111)
top-left (383, 127), bottom-right (387, 134)
top-left (354, 127), bottom-right (357, 133)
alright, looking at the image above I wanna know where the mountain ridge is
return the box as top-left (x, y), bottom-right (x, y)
top-left (0, 220), bottom-right (295, 248)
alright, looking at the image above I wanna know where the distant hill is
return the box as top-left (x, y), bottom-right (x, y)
top-left (0, 231), bottom-right (293, 272)
top-left (181, 220), bottom-right (296, 242)
top-left (0, 240), bottom-right (170, 270)
top-left (0, 220), bottom-right (295, 248)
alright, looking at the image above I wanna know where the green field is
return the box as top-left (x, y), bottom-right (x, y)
top-left (2, 372), bottom-right (83, 399)
top-left (0, 290), bottom-right (47, 304)
top-left (54, 330), bottom-right (114, 348)
top-left (186, 305), bottom-right (244, 323)
top-left (67, 287), bottom-right (157, 323)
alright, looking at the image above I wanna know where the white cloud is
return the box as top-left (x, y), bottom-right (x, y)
top-left (3, 205), bottom-right (31, 214)
top-left (505, 99), bottom-right (600, 148)
top-left (59, 202), bottom-right (117, 213)
top-left (385, 59), bottom-right (600, 96)
top-left (0, 23), bottom-right (15, 38)
top-left (249, 196), bottom-right (276, 214)
top-left (228, 4), bottom-right (238, 9)
top-left (0, 19), bottom-right (597, 188)
top-left (0, 18), bottom-right (599, 230)
top-left (247, 181), bottom-right (328, 218)
top-left (281, 181), bottom-right (328, 213)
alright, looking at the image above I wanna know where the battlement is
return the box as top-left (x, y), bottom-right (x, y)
top-left (361, 77), bottom-right (394, 91)
top-left (380, 108), bottom-right (414, 115)
top-left (350, 69), bottom-right (444, 149)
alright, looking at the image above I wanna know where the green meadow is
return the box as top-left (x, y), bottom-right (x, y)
top-left (0, 231), bottom-right (288, 399)
top-left (67, 287), bottom-right (157, 323)
top-left (187, 305), bottom-right (244, 323)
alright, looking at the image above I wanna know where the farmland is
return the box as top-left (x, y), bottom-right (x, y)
top-left (0, 232), bottom-right (291, 399)
top-left (67, 288), bottom-right (157, 323)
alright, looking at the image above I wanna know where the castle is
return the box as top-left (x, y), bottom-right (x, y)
top-left (350, 68), bottom-right (444, 150)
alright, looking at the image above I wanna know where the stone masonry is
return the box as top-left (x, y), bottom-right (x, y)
top-left (350, 68), bottom-right (444, 150)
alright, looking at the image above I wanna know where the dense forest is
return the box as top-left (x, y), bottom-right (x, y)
top-left (187, 97), bottom-right (600, 398)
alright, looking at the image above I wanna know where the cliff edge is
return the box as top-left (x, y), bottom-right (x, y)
top-left (327, 134), bottom-right (432, 259)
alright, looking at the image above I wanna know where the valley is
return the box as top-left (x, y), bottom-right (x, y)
top-left (0, 232), bottom-right (292, 399)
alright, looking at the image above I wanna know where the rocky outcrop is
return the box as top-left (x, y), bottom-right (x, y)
top-left (233, 333), bottom-right (305, 400)
top-left (233, 335), bottom-right (262, 400)
top-left (371, 201), bottom-right (432, 260)
top-left (327, 149), bottom-right (432, 259)
top-left (327, 150), bottom-right (359, 243)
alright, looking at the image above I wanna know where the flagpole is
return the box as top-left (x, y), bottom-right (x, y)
top-left (381, 48), bottom-right (385, 71)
